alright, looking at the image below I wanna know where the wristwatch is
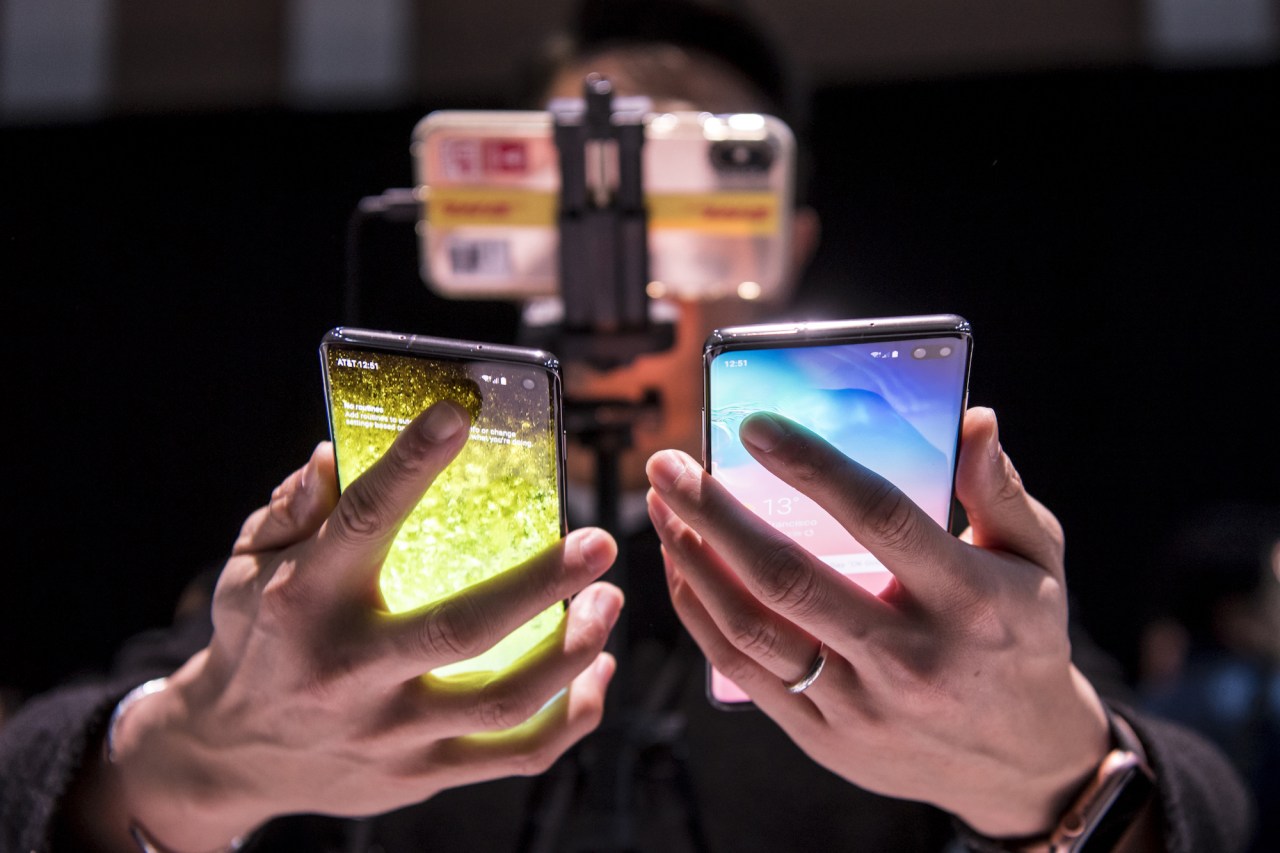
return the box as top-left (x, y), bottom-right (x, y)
top-left (954, 709), bottom-right (1156, 853)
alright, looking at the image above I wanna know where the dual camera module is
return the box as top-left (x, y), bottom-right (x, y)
top-left (708, 139), bottom-right (775, 172)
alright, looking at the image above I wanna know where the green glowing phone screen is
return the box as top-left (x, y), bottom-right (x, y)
top-left (323, 341), bottom-right (564, 679)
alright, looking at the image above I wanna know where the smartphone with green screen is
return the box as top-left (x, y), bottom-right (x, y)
top-left (320, 327), bottom-right (567, 679)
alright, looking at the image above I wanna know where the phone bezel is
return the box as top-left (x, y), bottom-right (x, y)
top-left (319, 324), bottom-right (570, 569)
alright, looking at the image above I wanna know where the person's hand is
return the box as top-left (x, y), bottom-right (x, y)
top-left (645, 406), bottom-right (1109, 838)
top-left (106, 401), bottom-right (623, 850)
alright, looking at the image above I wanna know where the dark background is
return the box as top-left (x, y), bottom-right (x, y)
top-left (3, 62), bottom-right (1278, 698)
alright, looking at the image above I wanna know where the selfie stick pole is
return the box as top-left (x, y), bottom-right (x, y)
top-left (517, 77), bottom-right (708, 853)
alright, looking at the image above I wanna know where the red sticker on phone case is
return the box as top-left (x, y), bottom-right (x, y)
top-left (483, 140), bottom-right (529, 174)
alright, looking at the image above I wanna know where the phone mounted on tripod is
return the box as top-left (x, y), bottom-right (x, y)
top-left (411, 75), bottom-right (796, 369)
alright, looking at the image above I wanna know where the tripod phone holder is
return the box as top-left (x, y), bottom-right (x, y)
top-left (515, 77), bottom-right (708, 853)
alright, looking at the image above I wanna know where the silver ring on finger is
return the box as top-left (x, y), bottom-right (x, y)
top-left (784, 643), bottom-right (827, 695)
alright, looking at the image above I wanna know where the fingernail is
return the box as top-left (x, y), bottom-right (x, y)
top-left (420, 402), bottom-right (467, 443)
top-left (740, 412), bottom-right (787, 452)
top-left (577, 529), bottom-right (617, 573)
top-left (646, 450), bottom-right (688, 492)
top-left (302, 443), bottom-right (325, 490)
top-left (590, 587), bottom-right (623, 625)
top-left (593, 652), bottom-right (617, 681)
top-left (985, 410), bottom-right (1002, 461)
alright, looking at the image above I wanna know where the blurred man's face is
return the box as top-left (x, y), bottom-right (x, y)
top-left (561, 297), bottom-right (766, 492)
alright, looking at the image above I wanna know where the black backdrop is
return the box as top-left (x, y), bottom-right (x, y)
top-left (4, 64), bottom-right (1277, 698)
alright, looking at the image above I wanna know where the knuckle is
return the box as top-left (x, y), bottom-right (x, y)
top-left (983, 457), bottom-right (1037, 540)
top-left (266, 480), bottom-right (308, 532)
top-left (992, 457), bottom-right (1026, 506)
top-left (834, 611), bottom-right (873, 647)
top-left (258, 563), bottom-right (314, 622)
top-left (419, 597), bottom-right (491, 662)
top-left (233, 506), bottom-right (269, 552)
top-left (582, 609), bottom-right (611, 652)
top-left (212, 557), bottom-right (256, 600)
top-left (565, 604), bottom-right (607, 656)
top-left (861, 482), bottom-right (926, 553)
top-left (724, 611), bottom-right (785, 662)
top-left (329, 483), bottom-right (389, 545)
top-left (968, 608), bottom-right (1021, 653)
top-left (712, 652), bottom-right (759, 691)
top-left (940, 581), bottom-right (1016, 646)
top-left (753, 542), bottom-right (822, 616)
top-left (474, 682), bottom-right (539, 732)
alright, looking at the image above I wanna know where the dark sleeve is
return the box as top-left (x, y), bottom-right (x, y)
top-left (1115, 703), bottom-right (1257, 853)
top-left (1070, 615), bottom-right (1256, 852)
top-left (0, 583), bottom-right (215, 853)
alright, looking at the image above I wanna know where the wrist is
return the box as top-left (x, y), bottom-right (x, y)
top-left (109, 669), bottom-right (263, 852)
top-left (953, 707), bottom-right (1156, 853)
top-left (954, 667), bottom-right (1112, 838)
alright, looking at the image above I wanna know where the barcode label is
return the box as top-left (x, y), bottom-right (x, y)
top-left (449, 239), bottom-right (511, 276)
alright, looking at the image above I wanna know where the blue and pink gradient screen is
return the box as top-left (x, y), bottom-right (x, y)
top-left (706, 334), bottom-right (969, 704)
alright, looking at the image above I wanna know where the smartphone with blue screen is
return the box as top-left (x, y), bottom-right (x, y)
top-left (320, 327), bottom-right (567, 681)
top-left (702, 315), bottom-right (972, 708)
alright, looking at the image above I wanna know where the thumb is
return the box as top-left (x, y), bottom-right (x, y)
top-left (309, 399), bottom-right (472, 597)
top-left (954, 407), bottom-right (1065, 578)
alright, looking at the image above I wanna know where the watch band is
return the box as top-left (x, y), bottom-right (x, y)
top-left (127, 824), bottom-right (246, 853)
top-left (105, 677), bottom-right (169, 763)
top-left (955, 708), bottom-right (1155, 853)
